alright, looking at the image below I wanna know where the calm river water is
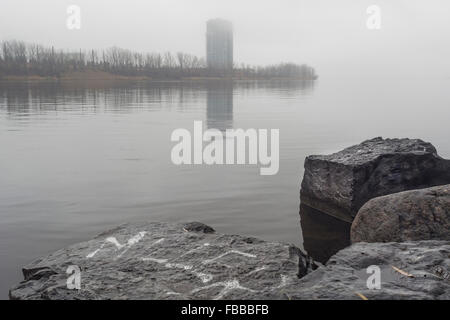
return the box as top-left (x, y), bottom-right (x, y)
top-left (1, 77), bottom-right (450, 298)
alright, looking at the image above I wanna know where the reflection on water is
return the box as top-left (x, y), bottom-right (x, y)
top-left (0, 80), bottom-right (314, 119)
top-left (206, 81), bottom-right (233, 130)
top-left (299, 203), bottom-right (350, 264)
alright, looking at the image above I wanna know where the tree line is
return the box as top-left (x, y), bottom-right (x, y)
top-left (0, 40), bottom-right (317, 80)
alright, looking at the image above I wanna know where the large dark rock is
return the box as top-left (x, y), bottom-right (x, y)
top-left (351, 185), bottom-right (450, 243)
top-left (9, 221), bottom-right (317, 300)
top-left (10, 221), bottom-right (449, 300)
top-left (284, 240), bottom-right (450, 300)
top-left (300, 137), bottom-right (450, 222)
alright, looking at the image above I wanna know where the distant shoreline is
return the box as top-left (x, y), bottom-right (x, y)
top-left (0, 70), bottom-right (317, 84)
top-left (0, 72), bottom-right (316, 83)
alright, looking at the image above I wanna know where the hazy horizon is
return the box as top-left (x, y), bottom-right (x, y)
top-left (1, 1), bottom-right (450, 78)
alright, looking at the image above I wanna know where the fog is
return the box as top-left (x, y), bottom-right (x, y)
top-left (1, 0), bottom-right (450, 78)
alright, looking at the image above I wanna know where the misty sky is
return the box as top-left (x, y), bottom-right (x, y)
top-left (1, 0), bottom-right (450, 78)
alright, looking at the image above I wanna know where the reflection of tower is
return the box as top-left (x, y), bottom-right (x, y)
top-left (206, 81), bottom-right (233, 131)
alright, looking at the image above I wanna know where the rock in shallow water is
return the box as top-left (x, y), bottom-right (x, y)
top-left (284, 240), bottom-right (450, 300)
top-left (351, 184), bottom-right (450, 243)
top-left (300, 137), bottom-right (450, 222)
top-left (9, 222), bottom-right (317, 300)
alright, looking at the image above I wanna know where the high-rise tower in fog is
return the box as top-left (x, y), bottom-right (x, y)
top-left (206, 19), bottom-right (233, 70)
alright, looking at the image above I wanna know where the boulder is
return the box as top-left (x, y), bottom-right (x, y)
top-left (351, 185), bottom-right (450, 243)
top-left (9, 221), bottom-right (317, 300)
top-left (10, 221), bottom-right (450, 300)
top-left (300, 137), bottom-right (450, 222)
top-left (284, 240), bottom-right (450, 300)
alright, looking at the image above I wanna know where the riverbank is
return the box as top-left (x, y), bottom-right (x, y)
top-left (0, 70), bottom-right (317, 84)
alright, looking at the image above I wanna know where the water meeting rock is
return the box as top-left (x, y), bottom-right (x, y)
top-left (9, 221), bottom-right (317, 300)
top-left (351, 185), bottom-right (450, 243)
top-left (284, 240), bottom-right (450, 300)
top-left (300, 137), bottom-right (450, 222)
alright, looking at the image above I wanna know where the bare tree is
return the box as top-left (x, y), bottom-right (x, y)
top-left (0, 40), bottom-right (317, 80)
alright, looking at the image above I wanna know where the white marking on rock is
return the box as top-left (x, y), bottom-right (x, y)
top-left (142, 255), bottom-right (213, 283)
top-left (86, 231), bottom-right (150, 259)
top-left (115, 232), bottom-right (149, 259)
top-left (86, 242), bottom-right (108, 258)
top-left (275, 275), bottom-right (290, 289)
top-left (194, 272), bottom-right (213, 283)
top-left (127, 231), bottom-right (147, 245)
top-left (166, 263), bottom-right (193, 271)
top-left (203, 250), bottom-right (257, 265)
top-left (191, 279), bottom-right (257, 300)
top-left (143, 257), bottom-right (168, 264)
top-left (106, 237), bottom-right (125, 249)
top-left (86, 248), bottom-right (101, 259)
top-left (248, 266), bottom-right (267, 275)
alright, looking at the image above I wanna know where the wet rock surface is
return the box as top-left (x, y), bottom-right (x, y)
top-left (9, 222), bottom-right (317, 300)
top-left (285, 240), bottom-right (450, 300)
top-left (9, 222), bottom-right (450, 300)
top-left (300, 137), bottom-right (450, 222)
top-left (351, 185), bottom-right (450, 243)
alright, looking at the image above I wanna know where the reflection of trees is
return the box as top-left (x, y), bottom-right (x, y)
top-left (0, 80), bottom-right (315, 118)
top-left (0, 82), bottom-right (205, 116)
top-left (235, 79), bottom-right (315, 96)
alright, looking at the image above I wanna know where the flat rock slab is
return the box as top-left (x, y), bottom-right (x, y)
top-left (351, 185), bottom-right (450, 243)
top-left (300, 137), bottom-right (450, 222)
top-left (9, 222), bottom-right (316, 300)
top-left (284, 241), bottom-right (450, 300)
